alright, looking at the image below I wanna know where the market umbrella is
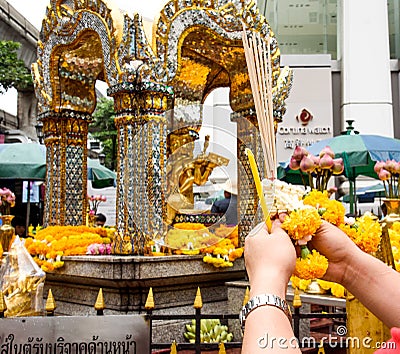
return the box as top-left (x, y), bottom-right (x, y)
top-left (87, 158), bottom-right (116, 189)
top-left (278, 134), bottom-right (400, 214)
top-left (0, 143), bottom-right (46, 180)
top-left (0, 143), bottom-right (116, 187)
top-left (342, 182), bottom-right (386, 203)
top-left (0, 143), bottom-right (116, 228)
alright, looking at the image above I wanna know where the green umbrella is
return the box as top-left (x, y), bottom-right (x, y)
top-left (87, 158), bottom-right (116, 189)
top-left (0, 143), bottom-right (116, 188)
top-left (0, 143), bottom-right (46, 180)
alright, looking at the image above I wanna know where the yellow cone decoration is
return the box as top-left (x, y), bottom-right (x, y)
top-left (194, 287), bottom-right (203, 309)
top-left (145, 287), bottom-right (155, 310)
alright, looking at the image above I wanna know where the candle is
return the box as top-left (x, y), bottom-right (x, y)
top-left (245, 148), bottom-right (272, 231)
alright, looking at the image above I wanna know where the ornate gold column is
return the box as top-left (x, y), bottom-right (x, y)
top-left (232, 110), bottom-right (265, 247)
top-left (40, 110), bottom-right (91, 227)
top-left (108, 82), bottom-right (173, 255)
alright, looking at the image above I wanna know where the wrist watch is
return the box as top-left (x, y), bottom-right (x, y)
top-left (239, 293), bottom-right (292, 330)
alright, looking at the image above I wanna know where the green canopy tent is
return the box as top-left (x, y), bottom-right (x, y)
top-left (0, 143), bottom-right (116, 228)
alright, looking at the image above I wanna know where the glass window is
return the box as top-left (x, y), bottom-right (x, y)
top-left (257, 0), bottom-right (338, 59)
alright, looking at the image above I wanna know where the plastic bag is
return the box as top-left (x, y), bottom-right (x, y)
top-left (0, 236), bottom-right (46, 317)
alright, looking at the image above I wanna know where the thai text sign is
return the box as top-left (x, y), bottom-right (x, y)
top-left (0, 315), bottom-right (149, 353)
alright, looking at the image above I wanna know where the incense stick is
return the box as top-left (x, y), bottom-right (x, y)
top-left (242, 24), bottom-right (277, 179)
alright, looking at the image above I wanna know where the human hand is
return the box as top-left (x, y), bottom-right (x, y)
top-left (245, 219), bottom-right (296, 298)
top-left (308, 221), bottom-right (362, 284)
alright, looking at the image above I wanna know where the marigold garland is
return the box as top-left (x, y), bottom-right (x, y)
top-left (25, 226), bottom-right (111, 272)
top-left (303, 190), bottom-right (345, 226)
top-left (293, 249), bottom-right (329, 280)
top-left (339, 213), bottom-right (381, 254)
top-left (282, 207), bottom-right (322, 240)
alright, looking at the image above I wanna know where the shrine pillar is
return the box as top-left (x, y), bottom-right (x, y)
top-left (40, 110), bottom-right (91, 227)
top-left (108, 82), bottom-right (173, 254)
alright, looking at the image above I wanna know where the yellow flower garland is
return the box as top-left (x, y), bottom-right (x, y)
top-left (25, 226), bottom-right (111, 272)
top-left (293, 249), bottom-right (329, 280)
top-left (281, 207), bottom-right (322, 240)
top-left (339, 213), bottom-right (381, 254)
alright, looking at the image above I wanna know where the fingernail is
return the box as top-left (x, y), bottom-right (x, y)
top-left (246, 222), bottom-right (267, 238)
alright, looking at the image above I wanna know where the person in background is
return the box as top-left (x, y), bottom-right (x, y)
top-left (211, 180), bottom-right (238, 225)
top-left (11, 216), bottom-right (27, 238)
top-left (95, 213), bottom-right (106, 227)
top-left (241, 218), bottom-right (400, 354)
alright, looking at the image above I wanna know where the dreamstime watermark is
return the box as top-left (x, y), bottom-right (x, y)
top-left (257, 326), bottom-right (397, 350)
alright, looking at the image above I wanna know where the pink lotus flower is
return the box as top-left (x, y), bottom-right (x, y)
top-left (310, 154), bottom-right (320, 166)
top-left (319, 154), bottom-right (334, 169)
top-left (0, 187), bottom-right (16, 214)
top-left (319, 146), bottom-right (335, 158)
top-left (384, 159), bottom-right (397, 173)
top-left (332, 158), bottom-right (344, 175)
top-left (289, 157), bottom-right (300, 170)
top-left (378, 169), bottom-right (391, 181)
top-left (300, 156), bottom-right (316, 173)
top-left (292, 146), bottom-right (307, 162)
top-left (374, 161), bottom-right (385, 173)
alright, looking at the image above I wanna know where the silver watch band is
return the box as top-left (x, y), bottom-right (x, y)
top-left (239, 294), bottom-right (292, 330)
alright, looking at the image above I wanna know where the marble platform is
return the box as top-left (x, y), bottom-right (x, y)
top-left (43, 255), bottom-right (246, 342)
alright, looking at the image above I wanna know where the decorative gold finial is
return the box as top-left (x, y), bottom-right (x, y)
top-left (292, 288), bottom-right (302, 308)
top-left (170, 340), bottom-right (177, 354)
top-left (145, 287), bottom-right (155, 310)
top-left (0, 290), bottom-right (7, 316)
top-left (242, 287), bottom-right (250, 306)
top-left (45, 289), bottom-right (56, 314)
top-left (193, 287), bottom-right (203, 309)
top-left (218, 342), bottom-right (226, 354)
top-left (94, 288), bottom-right (105, 311)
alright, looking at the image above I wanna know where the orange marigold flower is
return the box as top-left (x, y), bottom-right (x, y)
top-left (303, 190), bottom-right (329, 208)
top-left (320, 200), bottom-right (346, 226)
top-left (282, 207), bottom-right (322, 240)
top-left (293, 250), bottom-right (328, 280)
top-left (340, 214), bottom-right (381, 254)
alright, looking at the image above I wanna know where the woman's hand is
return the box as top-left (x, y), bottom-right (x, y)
top-left (245, 219), bottom-right (296, 298)
top-left (308, 220), bottom-right (362, 284)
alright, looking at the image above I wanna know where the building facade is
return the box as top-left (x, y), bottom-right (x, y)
top-left (257, 0), bottom-right (400, 162)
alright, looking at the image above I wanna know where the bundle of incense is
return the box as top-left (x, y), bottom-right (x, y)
top-left (242, 23), bottom-right (276, 180)
top-left (242, 24), bottom-right (277, 229)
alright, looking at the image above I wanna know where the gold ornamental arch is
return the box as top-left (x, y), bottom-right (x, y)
top-left (32, 0), bottom-right (292, 253)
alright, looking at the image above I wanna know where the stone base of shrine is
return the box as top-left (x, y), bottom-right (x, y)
top-left (44, 255), bottom-right (245, 343)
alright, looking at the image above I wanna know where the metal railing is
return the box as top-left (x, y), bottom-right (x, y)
top-left (0, 286), bottom-right (348, 353)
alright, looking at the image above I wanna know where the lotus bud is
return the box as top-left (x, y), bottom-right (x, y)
top-left (319, 153), bottom-right (334, 169)
top-left (300, 156), bottom-right (315, 173)
top-left (292, 146), bottom-right (308, 162)
top-left (384, 160), bottom-right (397, 173)
top-left (310, 154), bottom-right (320, 166)
top-left (319, 146), bottom-right (335, 158)
top-left (289, 157), bottom-right (301, 170)
top-left (378, 168), bottom-right (391, 181)
top-left (394, 161), bottom-right (400, 174)
top-left (374, 161), bottom-right (385, 174)
top-left (332, 158), bottom-right (344, 175)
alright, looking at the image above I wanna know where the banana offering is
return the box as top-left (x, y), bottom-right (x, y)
top-left (1, 238), bottom-right (46, 317)
top-left (184, 319), bottom-right (233, 343)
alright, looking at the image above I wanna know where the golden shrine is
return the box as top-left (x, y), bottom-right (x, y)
top-left (31, 0), bottom-right (292, 254)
